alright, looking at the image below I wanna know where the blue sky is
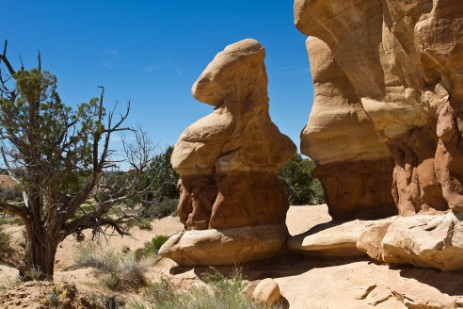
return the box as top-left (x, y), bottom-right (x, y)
top-left (1, 0), bottom-right (314, 154)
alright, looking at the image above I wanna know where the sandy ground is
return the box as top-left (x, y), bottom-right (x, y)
top-left (2, 205), bottom-right (463, 308)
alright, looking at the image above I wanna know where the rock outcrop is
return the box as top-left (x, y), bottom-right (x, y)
top-left (358, 212), bottom-right (463, 271)
top-left (295, 0), bottom-right (463, 217)
top-left (171, 39), bottom-right (296, 230)
top-left (301, 37), bottom-right (396, 220)
top-left (289, 211), bottom-right (463, 271)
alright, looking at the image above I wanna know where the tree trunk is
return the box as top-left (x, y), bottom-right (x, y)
top-left (20, 222), bottom-right (58, 280)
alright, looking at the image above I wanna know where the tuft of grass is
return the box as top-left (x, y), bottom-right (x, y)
top-left (127, 217), bottom-right (153, 231)
top-left (0, 213), bottom-right (24, 226)
top-left (0, 226), bottom-right (12, 262)
top-left (134, 235), bottom-right (169, 262)
top-left (75, 242), bottom-right (152, 291)
top-left (127, 268), bottom-right (268, 309)
top-left (0, 226), bottom-right (10, 252)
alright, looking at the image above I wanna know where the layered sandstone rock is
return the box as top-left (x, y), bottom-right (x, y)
top-left (163, 39), bottom-right (295, 265)
top-left (300, 36), bottom-right (395, 220)
top-left (171, 39), bottom-right (296, 230)
top-left (158, 224), bottom-right (288, 266)
top-left (358, 212), bottom-right (463, 271)
top-left (295, 0), bottom-right (463, 216)
top-left (288, 212), bottom-right (463, 271)
top-left (287, 219), bottom-right (390, 257)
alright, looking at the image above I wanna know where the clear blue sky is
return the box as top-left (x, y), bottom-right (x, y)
top-left (1, 0), bottom-right (314, 154)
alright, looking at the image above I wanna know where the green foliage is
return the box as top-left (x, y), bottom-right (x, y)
top-left (0, 226), bottom-right (11, 259)
top-left (0, 49), bottom-right (155, 279)
top-left (134, 235), bottom-right (169, 261)
top-left (278, 154), bottom-right (325, 205)
top-left (137, 146), bottom-right (179, 217)
top-left (0, 213), bottom-right (23, 226)
top-left (0, 68), bottom-right (101, 196)
top-left (138, 198), bottom-right (178, 219)
top-left (151, 146), bottom-right (179, 199)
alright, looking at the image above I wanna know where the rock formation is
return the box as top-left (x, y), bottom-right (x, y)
top-left (295, 0), bottom-right (463, 217)
top-left (159, 225), bottom-right (289, 266)
top-left (170, 38), bottom-right (296, 230)
top-left (289, 210), bottom-right (463, 271)
top-left (161, 39), bottom-right (296, 265)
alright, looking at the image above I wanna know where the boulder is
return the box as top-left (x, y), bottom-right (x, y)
top-left (294, 0), bottom-right (463, 216)
top-left (358, 212), bottom-right (463, 271)
top-left (252, 278), bottom-right (282, 307)
top-left (158, 224), bottom-right (288, 266)
top-left (171, 39), bottom-right (296, 231)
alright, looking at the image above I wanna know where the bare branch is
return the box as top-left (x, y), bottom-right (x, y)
top-left (0, 40), bottom-right (16, 76)
top-left (0, 200), bottom-right (28, 220)
top-left (37, 50), bottom-right (41, 72)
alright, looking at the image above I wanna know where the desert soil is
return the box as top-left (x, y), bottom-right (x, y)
top-left (1, 205), bottom-right (463, 308)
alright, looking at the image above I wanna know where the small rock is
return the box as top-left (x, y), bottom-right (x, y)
top-left (252, 278), bottom-right (281, 307)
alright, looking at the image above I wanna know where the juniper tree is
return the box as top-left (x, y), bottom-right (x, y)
top-left (0, 41), bottom-right (155, 279)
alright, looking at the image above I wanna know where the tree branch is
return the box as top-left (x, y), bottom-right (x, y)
top-left (0, 201), bottom-right (28, 220)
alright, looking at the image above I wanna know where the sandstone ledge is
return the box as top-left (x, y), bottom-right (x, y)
top-left (289, 212), bottom-right (463, 271)
top-left (158, 224), bottom-right (289, 266)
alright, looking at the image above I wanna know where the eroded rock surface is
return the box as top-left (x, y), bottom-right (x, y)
top-left (358, 212), bottom-right (463, 271)
top-left (295, 0), bottom-right (463, 216)
top-left (289, 210), bottom-right (463, 271)
top-left (158, 224), bottom-right (288, 266)
top-left (171, 39), bottom-right (296, 230)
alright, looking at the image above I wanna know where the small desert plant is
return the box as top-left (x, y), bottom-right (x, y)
top-left (75, 242), bottom-right (152, 291)
top-left (143, 275), bottom-right (178, 306)
top-left (0, 214), bottom-right (24, 226)
top-left (126, 217), bottom-right (153, 231)
top-left (0, 226), bottom-right (11, 255)
top-left (0, 277), bottom-right (17, 291)
top-left (134, 235), bottom-right (169, 261)
top-left (23, 266), bottom-right (47, 281)
top-left (39, 282), bottom-right (79, 308)
top-left (129, 268), bottom-right (265, 309)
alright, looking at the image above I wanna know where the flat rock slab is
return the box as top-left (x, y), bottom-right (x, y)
top-left (275, 260), bottom-right (461, 309)
top-left (289, 211), bottom-right (463, 271)
top-left (159, 224), bottom-right (288, 266)
top-left (287, 219), bottom-right (389, 257)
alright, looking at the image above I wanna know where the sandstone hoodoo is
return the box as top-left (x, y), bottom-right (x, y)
top-left (301, 36), bottom-right (395, 220)
top-left (295, 0), bottom-right (463, 217)
top-left (160, 39), bottom-right (296, 265)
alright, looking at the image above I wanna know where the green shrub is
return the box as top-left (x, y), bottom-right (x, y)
top-left (134, 235), bottom-right (169, 262)
top-left (75, 242), bottom-right (152, 291)
top-left (128, 268), bottom-right (267, 309)
top-left (138, 198), bottom-right (177, 219)
top-left (278, 154), bottom-right (325, 205)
